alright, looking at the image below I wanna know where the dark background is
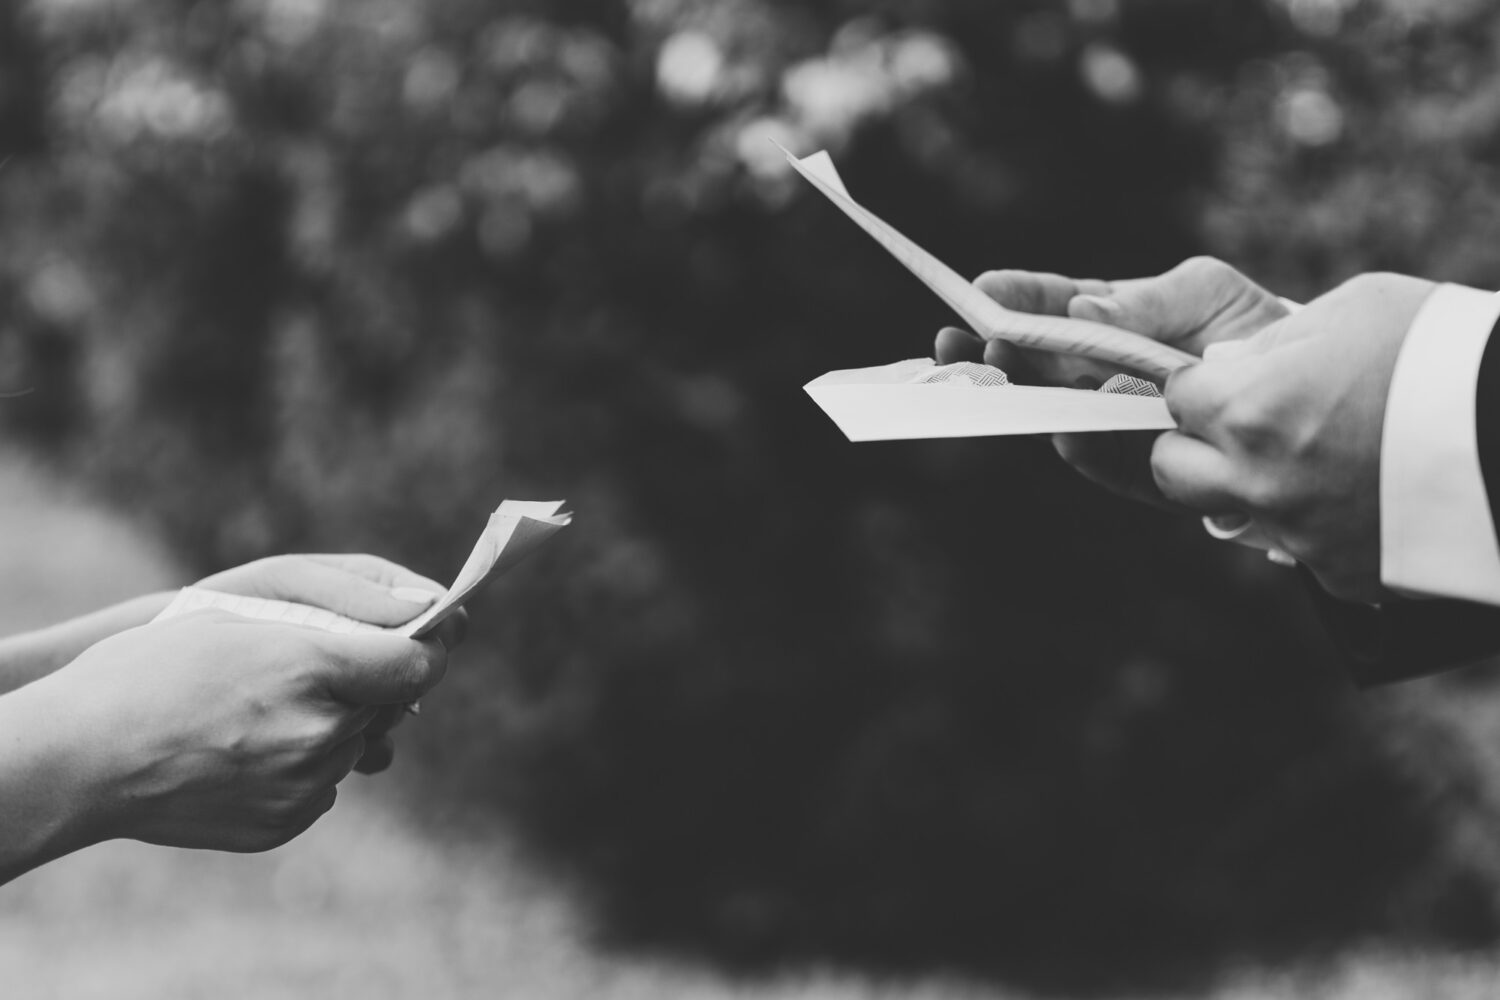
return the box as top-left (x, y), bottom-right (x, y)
top-left (6, 0), bottom-right (1500, 992)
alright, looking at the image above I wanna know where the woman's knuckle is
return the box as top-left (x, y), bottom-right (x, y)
top-left (265, 796), bottom-right (302, 828)
top-left (282, 631), bottom-right (327, 668)
top-left (295, 719), bottom-right (339, 754)
top-left (1179, 255), bottom-right (1228, 279)
top-left (393, 669), bottom-right (426, 706)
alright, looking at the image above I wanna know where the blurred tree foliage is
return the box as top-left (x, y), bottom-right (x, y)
top-left (6, 0), bottom-right (1500, 989)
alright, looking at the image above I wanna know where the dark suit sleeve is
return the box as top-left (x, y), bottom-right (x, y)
top-left (1478, 304), bottom-right (1500, 531)
top-left (1311, 313), bottom-right (1500, 686)
top-left (1302, 575), bottom-right (1500, 686)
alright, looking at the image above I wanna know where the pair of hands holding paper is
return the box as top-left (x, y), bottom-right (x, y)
top-left (935, 257), bottom-right (1437, 603)
top-left (0, 554), bottom-right (464, 883)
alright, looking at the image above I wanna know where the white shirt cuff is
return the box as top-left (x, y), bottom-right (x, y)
top-left (1380, 283), bottom-right (1500, 604)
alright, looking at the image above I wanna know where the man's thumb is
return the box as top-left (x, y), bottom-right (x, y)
top-left (1069, 280), bottom-right (1197, 342)
top-left (1210, 311), bottom-right (1318, 360)
top-left (1069, 292), bottom-right (1135, 330)
top-left (314, 632), bottom-right (449, 706)
top-left (1071, 257), bottom-right (1288, 349)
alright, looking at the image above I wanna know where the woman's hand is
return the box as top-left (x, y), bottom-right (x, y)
top-left (0, 553), bottom-right (466, 702)
top-left (196, 553), bottom-right (468, 773)
top-left (0, 611), bottom-right (449, 881)
top-left (198, 552), bottom-right (451, 628)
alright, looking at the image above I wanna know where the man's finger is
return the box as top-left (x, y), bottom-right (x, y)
top-left (973, 269), bottom-right (1094, 315)
top-left (963, 270), bottom-right (1121, 386)
top-left (1160, 359), bottom-right (1244, 441)
top-left (935, 326), bottom-right (984, 364)
top-left (1307, 562), bottom-right (1383, 605)
top-left (1233, 310), bottom-right (1325, 356)
top-left (1149, 431), bottom-right (1243, 512)
top-left (981, 338), bottom-right (1035, 382)
top-left (1095, 257), bottom-right (1289, 351)
top-left (1054, 431), bottom-right (1178, 512)
top-left (314, 632), bottom-right (449, 706)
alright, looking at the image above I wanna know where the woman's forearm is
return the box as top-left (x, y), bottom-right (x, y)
top-left (0, 592), bottom-right (175, 695)
top-left (0, 595), bottom-right (177, 882)
top-left (0, 676), bottom-right (109, 885)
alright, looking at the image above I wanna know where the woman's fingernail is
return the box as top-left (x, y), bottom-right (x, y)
top-left (1073, 295), bottom-right (1123, 322)
top-left (391, 586), bottom-right (439, 605)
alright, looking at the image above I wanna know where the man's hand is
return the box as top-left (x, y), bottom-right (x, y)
top-left (197, 553), bottom-right (467, 773)
top-left (934, 257), bottom-right (1289, 508)
top-left (18, 612), bottom-right (449, 857)
top-left (1153, 273), bottom-right (1437, 601)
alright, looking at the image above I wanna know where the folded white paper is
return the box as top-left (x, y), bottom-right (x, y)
top-left (806, 359), bottom-right (1174, 441)
top-left (783, 146), bottom-right (1192, 439)
top-left (780, 145), bottom-right (1197, 381)
top-left (154, 499), bottom-right (572, 637)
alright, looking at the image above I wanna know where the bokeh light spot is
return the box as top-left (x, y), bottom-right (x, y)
top-left (1080, 43), bottom-right (1143, 105)
top-left (657, 30), bottom-right (725, 107)
top-left (1279, 86), bottom-right (1344, 145)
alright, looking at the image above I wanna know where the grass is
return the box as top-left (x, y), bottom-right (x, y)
top-left (2, 451), bottom-right (1500, 997)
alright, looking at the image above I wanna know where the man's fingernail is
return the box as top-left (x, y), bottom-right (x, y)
top-left (1073, 295), bottom-right (1122, 322)
top-left (391, 587), bottom-right (439, 605)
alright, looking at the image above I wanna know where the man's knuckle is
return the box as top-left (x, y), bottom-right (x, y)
top-left (1282, 421), bottom-right (1322, 466)
top-left (1148, 439), bottom-right (1180, 497)
top-left (1339, 271), bottom-right (1392, 296)
top-left (1240, 474), bottom-right (1292, 517)
top-left (1161, 373), bottom-right (1198, 425)
top-left (1219, 397), bottom-right (1275, 448)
